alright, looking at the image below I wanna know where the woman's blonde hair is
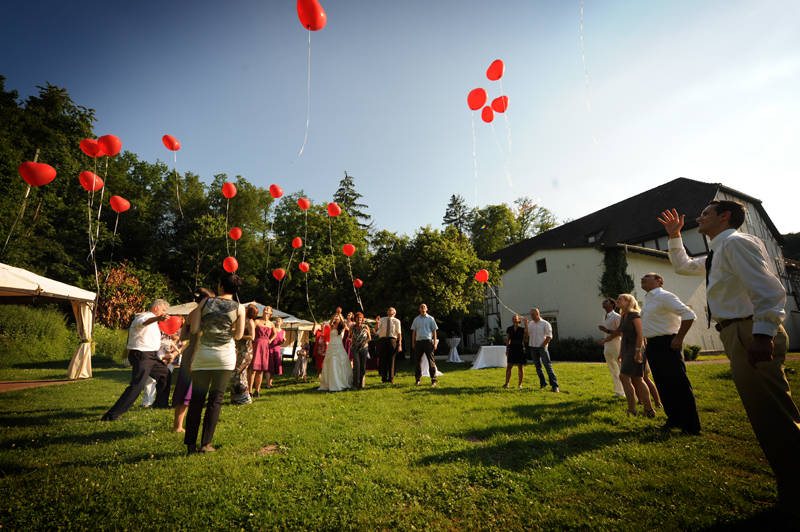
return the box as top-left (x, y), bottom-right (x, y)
top-left (617, 294), bottom-right (640, 315)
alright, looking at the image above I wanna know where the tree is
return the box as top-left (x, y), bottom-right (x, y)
top-left (332, 171), bottom-right (371, 230)
top-left (511, 197), bottom-right (558, 243)
top-left (363, 225), bottom-right (502, 329)
top-left (783, 233), bottom-right (800, 261)
top-left (470, 204), bottom-right (516, 257)
top-left (442, 194), bottom-right (473, 237)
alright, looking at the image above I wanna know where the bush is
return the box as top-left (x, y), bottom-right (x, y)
top-left (0, 304), bottom-right (79, 368)
top-left (548, 336), bottom-right (605, 362)
top-left (92, 325), bottom-right (128, 362)
top-left (480, 330), bottom-right (506, 346)
top-left (684, 344), bottom-right (702, 361)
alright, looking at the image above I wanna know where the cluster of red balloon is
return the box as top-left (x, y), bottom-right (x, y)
top-left (467, 60), bottom-right (509, 123)
top-left (159, 315), bottom-right (183, 335)
top-left (222, 182), bottom-right (238, 272)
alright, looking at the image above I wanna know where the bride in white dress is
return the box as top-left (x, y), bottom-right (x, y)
top-left (318, 311), bottom-right (354, 392)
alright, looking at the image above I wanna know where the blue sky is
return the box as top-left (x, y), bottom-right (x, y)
top-left (3, 0), bottom-right (798, 236)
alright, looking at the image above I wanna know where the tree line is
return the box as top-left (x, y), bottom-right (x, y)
top-left (0, 77), bottom-right (562, 332)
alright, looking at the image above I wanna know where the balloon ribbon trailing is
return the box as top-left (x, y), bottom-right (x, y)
top-left (292, 30), bottom-right (312, 163)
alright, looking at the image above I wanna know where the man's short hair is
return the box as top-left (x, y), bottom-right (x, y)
top-left (150, 299), bottom-right (169, 310)
top-left (649, 273), bottom-right (664, 286)
top-left (603, 298), bottom-right (616, 307)
top-left (530, 307), bottom-right (539, 314)
top-left (709, 199), bottom-right (746, 229)
top-left (219, 272), bottom-right (242, 295)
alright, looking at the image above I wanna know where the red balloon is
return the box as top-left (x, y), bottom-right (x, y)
top-left (475, 269), bottom-right (489, 283)
top-left (491, 96), bottom-right (509, 113)
top-left (299, 262), bottom-right (310, 273)
top-left (486, 59), bottom-right (505, 81)
top-left (79, 171), bottom-right (104, 192)
top-left (80, 139), bottom-right (104, 158)
top-left (158, 315), bottom-right (182, 335)
top-left (223, 256), bottom-right (239, 273)
top-left (467, 88), bottom-right (488, 111)
top-left (481, 106), bottom-right (494, 123)
top-left (269, 184), bottom-right (283, 199)
top-left (222, 182), bottom-right (237, 198)
top-left (298, 198), bottom-right (311, 210)
top-left (292, 237), bottom-right (303, 249)
top-left (342, 244), bottom-right (355, 257)
top-left (327, 202), bottom-right (341, 217)
top-left (162, 135), bottom-right (181, 151)
top-left (109, 196), bottom-right (131, 213)
top-left (230, 227), bottom-right (242, 240)
top-left (97, 135), bottom-right (122, 156)
top-left (18, 162), bottom-right (56, 187)
top-left (354, 278), bottom-right (363, 289)
top-left (297, 0), bottom-right (327, 31)
top-left (273, 268), bottom-right (286, 281)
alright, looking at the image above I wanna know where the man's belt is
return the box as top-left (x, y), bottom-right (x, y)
top-left (714, 315), bottom-right (753, 333)
top-left (380, 336), bottom-right (396, 340)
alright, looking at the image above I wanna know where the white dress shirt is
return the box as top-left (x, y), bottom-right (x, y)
top-left (641, 287), bottom-right (697, 339)
top-left (126, 312), bottom-right (162, 351)
top-left (527, 319), bottom-right (552, 348)
top-left (378, 317), bottom-right (400, 338)
top-left (668, 229), bottom-right (786, 337)
top-left (603, 311), bottom-right (622, 354)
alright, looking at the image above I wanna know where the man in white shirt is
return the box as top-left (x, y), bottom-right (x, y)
top-left (598, 298), bottom-right (625, 397)
top-left (527, 308), bottom-right (559, 392)
top-left (102, 299), bottom-right (172, 421)
top-left (660, 201), bottom-right (800, 519)
top-left (640, 272), bottom-right (700, 434)
top-left (375, 307), bottom-right (402, 384)
top-left (411, 304), bottom-right (438, 387)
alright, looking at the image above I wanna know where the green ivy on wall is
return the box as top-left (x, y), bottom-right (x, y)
top-left (598, 245), bottom-right (635, 298)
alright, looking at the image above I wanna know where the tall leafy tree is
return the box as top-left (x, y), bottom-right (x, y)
top-left (442, 194), bottom-right (473, 237)
top-left (332, 171), bottom-right (371, 230)
top-left (511, 196), bottom-right (558, 243)
top-left (470, 204), bottom-right (516, 257)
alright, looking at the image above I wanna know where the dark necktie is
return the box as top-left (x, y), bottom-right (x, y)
top-left (705, 249), bottom-right (714, 328)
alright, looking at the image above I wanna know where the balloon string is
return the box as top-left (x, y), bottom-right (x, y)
top-left (86, 191), bottom-right (94, 260)
top-left (499, 79), bottom-right (512, 158)
top-left (302, 210), bottom-right (308, 263)
top-left (225, 198), bottom-right (230, 256)
top-left (488, 284), bottom-right (523, 317)
top-left (471, 112), bottom-right (478, 209)
top-left (93, 156), bottom-right (108, 248)
top-left (291, 29), bottom-right (312, 163)
top-left (346, 256), bottom-right (363, 311)
top-left (174, 151), bottom-right (184, 218)
top-left (328, 217), bottom-right (339, 283)
top-left (265, 214), bottom-right (274, 277)
top-left (276, 248), bottom-right (296, 311)
top-left (0, 185), bottom-right (32, 260)
top-left (581, 0), bottom-right (599, 145)
top-left (490, 123), bottom-right (515, 194)
top-left (304, 271), bottom-right (317, 325)
top-left (104, 212), bottom-right (120, 284)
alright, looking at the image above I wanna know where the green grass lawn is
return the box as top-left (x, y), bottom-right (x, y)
top-left (1, 359), bottom-right (798, 532)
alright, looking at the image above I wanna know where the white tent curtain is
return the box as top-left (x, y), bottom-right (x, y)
top-left (67, 300), bottom-right (95, 380)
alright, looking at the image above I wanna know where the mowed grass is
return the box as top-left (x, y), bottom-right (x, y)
top-left (1, 359), bottom-right (798, 532)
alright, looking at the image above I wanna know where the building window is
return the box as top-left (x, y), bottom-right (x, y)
top-left (536, 259), bottom-right (547, 274)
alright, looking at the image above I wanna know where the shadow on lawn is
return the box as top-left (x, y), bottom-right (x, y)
top-left (415, 399), bottom-right (665, 472)
top-left (697, 508), bottom-right (794, 532)
top-left (0, 406), bottom-right (107, 427)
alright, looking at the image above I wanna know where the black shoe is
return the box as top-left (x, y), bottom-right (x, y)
top-left (100, 414), bottom-right (114, 422)
top-left (252, 391), bottom-right (260, 398)
top-left (187, 444), bottom-right (198, 455)
top-left (659, 422), bottom-right (677, 431)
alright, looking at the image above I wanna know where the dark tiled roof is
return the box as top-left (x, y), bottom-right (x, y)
top-left (483, 177), bottom-right (728, 271)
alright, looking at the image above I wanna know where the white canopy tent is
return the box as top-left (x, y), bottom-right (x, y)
top-left (0, 263), bottom-right (96, 380)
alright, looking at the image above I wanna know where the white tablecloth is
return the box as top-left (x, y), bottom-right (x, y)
top-left (471, 346), bottom-right (507, 369)
top-left (446, 338), bottom-right (462, 363)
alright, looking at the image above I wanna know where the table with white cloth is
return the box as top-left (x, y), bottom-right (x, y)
top-left (471, 346), bottom-right (507, 369)
top-left (446, 338), bottom-right (462, 362)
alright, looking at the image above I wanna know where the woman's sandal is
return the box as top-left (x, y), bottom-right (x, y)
top-left (644, 408), bottom-right (657, 418)
top-left (627, 409), bottom-right (638, 417)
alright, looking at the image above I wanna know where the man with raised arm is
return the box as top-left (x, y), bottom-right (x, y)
top-left (659, 201), bottom-right (800, 520)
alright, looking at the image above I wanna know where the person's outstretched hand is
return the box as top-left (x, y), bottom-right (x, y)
top-left (657, 209), bottom-right (684, 239)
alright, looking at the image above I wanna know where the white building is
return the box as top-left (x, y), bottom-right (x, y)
top-left (478, 178), bottom-right (799, 352)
